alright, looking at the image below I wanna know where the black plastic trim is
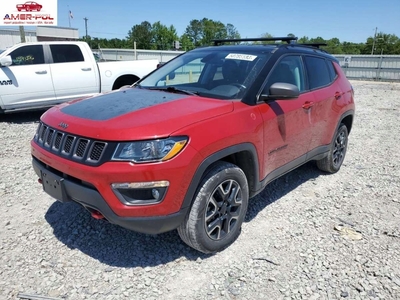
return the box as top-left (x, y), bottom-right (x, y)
top-left (255, 145), bottom-right (330, 195)
top-left (112, 186), bottom-right (168, 206)
top-left (180, 143), bottom-right (260, 209)
top-left (335, 109), bottom-right (354, 135)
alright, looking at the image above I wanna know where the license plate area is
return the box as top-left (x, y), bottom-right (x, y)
top-left (41, 170), bottom-right (69, 203)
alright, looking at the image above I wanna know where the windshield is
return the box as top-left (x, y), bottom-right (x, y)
top-left (138, 48), bottom-right (271, 100)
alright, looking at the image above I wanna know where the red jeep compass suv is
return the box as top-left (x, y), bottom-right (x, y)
top-left (31, 37), bottom-right (355, 253)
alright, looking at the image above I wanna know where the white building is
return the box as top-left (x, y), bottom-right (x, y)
top-left (0, 26), bottom-right (79, 49)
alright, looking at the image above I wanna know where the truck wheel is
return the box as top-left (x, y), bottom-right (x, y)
top-left (317, 123), bottom-right (348, 173)
top-left (178, 162), bottom-right (249, 254)
top-left (112, 75), bottom-right (140, 90)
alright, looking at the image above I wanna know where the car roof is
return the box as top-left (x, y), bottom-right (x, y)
top-left (191, 40), bottom-right (338, 62)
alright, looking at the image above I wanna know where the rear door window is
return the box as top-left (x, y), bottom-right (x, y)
top-left (304, 56), bottom-right (331, 89)
top-left (50, 45), bottom-right (84, 63)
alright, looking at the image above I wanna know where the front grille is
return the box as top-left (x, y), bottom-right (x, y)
top-left (45, 129), bottom-right (54, 146)
top-left (75, 139), bottom-right (89, 158)
top-left (89, 142), bottom-right (106, 162)
top-left (39, 124), bottom-right (47, 142)
top-left (53, 132), bottom-right (63, 150)
top-left (34, 122), bottom-right (109, 165)
top-left (63, 135), bottom-right (75, 155)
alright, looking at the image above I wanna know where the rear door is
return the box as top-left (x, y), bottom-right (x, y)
top-left (49, 44), bottom-right (100, 102)
top-left (303, 56), bottom-right (340, 153)
top-left (258, 55), bottom-right (314, 176)
top-left (0, 44), bottom-right (56, 111)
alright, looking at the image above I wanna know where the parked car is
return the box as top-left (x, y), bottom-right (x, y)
top-left (31, 37), bottom-right (355, 253)
top-left (0, 41), bottom-right (158, 113)
top-left (16, 1), bottom-right (42, 11)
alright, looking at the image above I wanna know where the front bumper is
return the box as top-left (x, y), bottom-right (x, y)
top-left (32, 157), bottom-right (188, 234)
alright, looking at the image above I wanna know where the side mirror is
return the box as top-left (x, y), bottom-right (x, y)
top-left (166, 71), bottom-right (175, 80)
top-left (0, 55), bottom-right (12, 67)
top-left (260, 82), bottom-right (300, 101)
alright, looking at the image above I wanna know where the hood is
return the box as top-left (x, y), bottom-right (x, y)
top-left (41, 88), bottom-right (234, 141)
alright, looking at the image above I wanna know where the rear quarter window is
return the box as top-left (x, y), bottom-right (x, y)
top-left (304, 56), bottom-right (331, 89)
top-left (326, 60), bottom-right (337, 81)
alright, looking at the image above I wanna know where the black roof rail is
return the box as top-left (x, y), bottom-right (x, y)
top-left (213, 36), bottom-right (298, 46)
top-left (297, 43), bottom-right (327, 49)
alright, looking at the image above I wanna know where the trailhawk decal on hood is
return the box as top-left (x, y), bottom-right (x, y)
top-left (61, 88), bottom-right (186, 121)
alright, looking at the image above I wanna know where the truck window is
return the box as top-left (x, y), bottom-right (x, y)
top-left (50, 45), bottom-right (84, 63)
top-left (9, 45), bottom-right (45, 65)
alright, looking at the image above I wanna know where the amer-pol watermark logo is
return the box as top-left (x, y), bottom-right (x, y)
top-left (1, 0), bottom-right (57, 26)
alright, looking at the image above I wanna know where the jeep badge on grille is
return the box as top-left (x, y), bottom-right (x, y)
top-left (58, 122), bottom-right (68, 129)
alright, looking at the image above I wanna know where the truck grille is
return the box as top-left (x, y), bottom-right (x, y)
top-left (34, 122), bottom-right (109, 165)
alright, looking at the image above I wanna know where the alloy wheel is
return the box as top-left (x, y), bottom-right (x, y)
top-left (333, 129), bottom-right (347, 168)
top-left (205, 179), bottom-right (243, 240)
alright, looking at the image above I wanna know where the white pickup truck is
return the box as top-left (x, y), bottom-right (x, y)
top-left (0, 41), bottom-right (158, 113)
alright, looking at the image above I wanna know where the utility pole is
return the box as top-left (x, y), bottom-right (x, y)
top-left (19, 26), bottom-right (26, 42)
top-left (83, 17), bottom-right (88, 41)
top-left (371, 27), bottom-right (378, 55)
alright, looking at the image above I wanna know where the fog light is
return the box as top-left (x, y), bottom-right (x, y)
top-left (152, 188), bottom-right (160, 200)
top-left (111, 181), bottom-right (169, 205)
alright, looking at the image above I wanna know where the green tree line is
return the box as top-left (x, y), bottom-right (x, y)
top-left (82, 19), bottom-right (400, 55)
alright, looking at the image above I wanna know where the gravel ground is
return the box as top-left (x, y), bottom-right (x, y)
top-left (0, 80), bottom-right (399, 300)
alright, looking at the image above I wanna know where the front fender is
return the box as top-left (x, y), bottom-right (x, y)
top-left (180, 143), bottom-right (260, 210)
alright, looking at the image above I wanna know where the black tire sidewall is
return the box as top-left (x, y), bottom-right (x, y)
top-left (330, 124), bottom-right (348, 172)
top-left (192, 163), bottom-right (249, 253)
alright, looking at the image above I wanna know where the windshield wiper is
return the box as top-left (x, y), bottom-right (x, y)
top-left (147, 86), bottom-right (199, 96)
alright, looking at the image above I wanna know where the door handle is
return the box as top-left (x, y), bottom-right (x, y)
top-left (302, 101), bottom-right (314, 109)
top-left (35, 70), bottom-right (47, 74)
top-left (335, 92), bottom-right (342, 100)
top-left (81, 68), bottom-right (92, 71)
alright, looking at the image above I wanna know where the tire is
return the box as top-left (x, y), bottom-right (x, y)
top-left (112, 76), bottom-right (139, 90)
top-left (317, 123), bottom-right (348, 173)
top-left (178, 161), bottom-right (249, 254)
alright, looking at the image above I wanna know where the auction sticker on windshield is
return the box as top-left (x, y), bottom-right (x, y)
top-left (225, 53), bottom-right (257, 61)
top-left (1, 0), bottom-right (57, 26)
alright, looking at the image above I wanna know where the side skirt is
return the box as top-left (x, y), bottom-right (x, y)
top-left (251, 145), bottom-right (330, 197)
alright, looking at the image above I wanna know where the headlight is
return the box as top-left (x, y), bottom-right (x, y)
top-left (112, 136), bottom-right (188, 163)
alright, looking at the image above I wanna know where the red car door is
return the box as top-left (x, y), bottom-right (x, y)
top-left (303, 56), bottom-right (342, 153)
top-left (258, 55), bottom-right (313, 177)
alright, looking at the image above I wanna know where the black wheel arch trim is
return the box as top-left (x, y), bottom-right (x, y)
top-left (180, 143), bottom-right (260, 210)
top-left (337, 109), bottom-right (354, 134)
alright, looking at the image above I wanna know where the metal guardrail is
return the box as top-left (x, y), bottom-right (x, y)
top-left (98, 49), bottom-right (400, 82)
top-left (98, 48), bottom-right (184, 63)
top-left (336, 55), bottom-right (400, 81)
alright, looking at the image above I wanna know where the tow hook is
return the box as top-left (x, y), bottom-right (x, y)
top-left (91, 210), bottom-right (105, 220)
